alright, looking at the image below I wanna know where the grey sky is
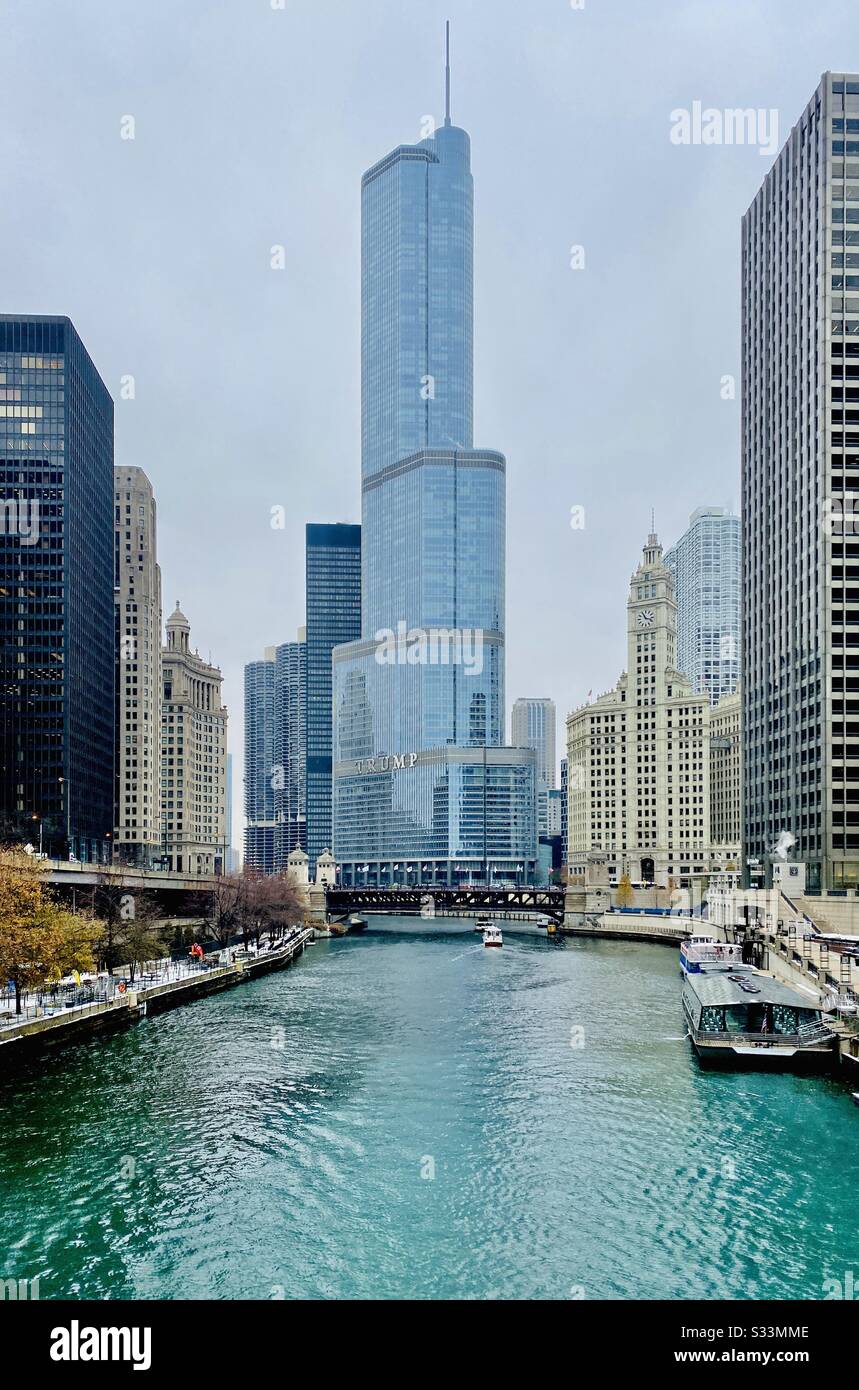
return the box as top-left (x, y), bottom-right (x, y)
top-left (2, 0), bottom-right (856, 846)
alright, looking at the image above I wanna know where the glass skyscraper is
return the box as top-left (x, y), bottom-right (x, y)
top-left (0, 315), bottom-right (114, 861)
top-left (332, 34), bottom-right (537, 886)
top-left (305, 523), bottom-right (361, 878)
top-left (244, 652), bottom-right (277, 872)
top-left (664, 507), bottom-right (740, 706)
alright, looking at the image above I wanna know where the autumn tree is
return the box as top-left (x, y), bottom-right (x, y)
top-left (0, 848), bottom-right (100, 1014)
top-left (240, 871), bottom-right (304, 947)
top-left (615, 872), bottom-right (635, 909)
top-left (92, 877), bottom-right (169, 980)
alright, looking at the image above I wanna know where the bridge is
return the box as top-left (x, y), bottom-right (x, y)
top-left (325, 885), bottom-right (568, 926)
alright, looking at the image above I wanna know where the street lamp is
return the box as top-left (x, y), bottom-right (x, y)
top-left (31, 813), bottom-right (43, 857)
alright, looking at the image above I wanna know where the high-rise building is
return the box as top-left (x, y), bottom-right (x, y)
top-left (161, 604), bottom-right (228, 875)
top-left (0, 315), bottom-right (114, 861)
top-left (512, 699), bottom-right (557, 788)
top-left (743, 72), bottom-right (859, 891)
top-left (224, 751), bottom-right (240, 873)
top-left (566, 534), bottom-right (711, 889)
top-left (274, 633), bottom-right (306, 869)
top-left (710, 687), bottom-right (742, 870)
top-left (512, 697), bottom-right (556, 834)
top-left (244, 650), bottom-right (277, 873)
top-left (664, 508), bottom-right (740, 706)
top-left (560, 757), bottom-right (569, 872)
top-left (114, 467), bottom-right (162, 865)
top-left (305, 523), bottom-right (361, 878)
top-left (331, 30), bottom-right (537, 886)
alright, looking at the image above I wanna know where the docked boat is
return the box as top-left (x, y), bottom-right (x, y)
top-left (680, 934), bottom-right (745, 975)
top-left (680, 935), bottom-right (836, 1068)
top-left (483, 925), bottom-right (503, 948)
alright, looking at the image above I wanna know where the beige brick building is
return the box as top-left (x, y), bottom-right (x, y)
top-left (161, 604), bottom-right (228, 875)
top-left (709, 687), bottom-right (742, 871)
top-left (114, 467), bottom-right (162, 865)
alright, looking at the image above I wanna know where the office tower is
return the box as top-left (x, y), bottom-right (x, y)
top-left (512, 696), bottom-right (556, 834)
top-left (664, 508), bottom-right (740, 706)
top-left (305, 523), bottom-right (361, 878)
top-left (560, 756), bottom-right (569, 872)
top-left (566, 534), bottom-right (711, 889)
top-left (331, 30), bottom-right (538, 886)
top-left (0, 315), bottom-right (114, 861)
top-left (512, 699), bottom-right (557, 788)
top-left (274, 633), bottom-right (306, 869)
top-left (160, 604), bottom-right (228, 875)
top-left (743, 72), bottom-right (859, 891)
top-left (114, 467), bottom-right (162, 865)
top-left (710, 687), bottom-right (742, 870)
top-left (244, 650), bottom-right (277, 873)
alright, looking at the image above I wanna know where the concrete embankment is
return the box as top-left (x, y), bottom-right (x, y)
top-left (562, 911), bottom-right (691, 945)
top-left (0, 930), bottom-right (313, 1063)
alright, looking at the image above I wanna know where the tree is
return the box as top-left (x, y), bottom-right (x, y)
top-left (240, 871), bottom-right (304, 947)
top-left (616, 872), bottom-right (635, 909)
top-left (0, 848), bottom-right (99, 1013)
top-left (92, 877), bottom-right (169, 981)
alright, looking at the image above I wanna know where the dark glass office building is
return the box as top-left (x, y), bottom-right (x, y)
top-left (305, 523), bottom-right (361, 877)
top-left (274, 638), bottom-right (306, 868)
top-left (0, 315), bottom-right (114, 861)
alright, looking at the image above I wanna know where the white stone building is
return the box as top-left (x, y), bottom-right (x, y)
top-left (566, 533), bottom-right (711, 889)
top-left (114, 467), bottom-right (162, 865)
top-left (160, 604), bottom-right (228, 875)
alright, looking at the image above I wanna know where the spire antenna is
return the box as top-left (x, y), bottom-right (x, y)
top-left (444, 20), bottom-right (451, 126)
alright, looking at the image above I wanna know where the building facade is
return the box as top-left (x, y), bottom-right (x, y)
top-left (274, 634), bottom-right (306, 869)
top-left (305, 523), bottom-right (361, 877)
top-left (743, 72), bottom-right (859, 891)
top-left (512, 697), bottom-right (556, 834)
top-left (160, 604), bottom-right (228, 875)
top-left (331, 39), bottom-right (537, 886)
top-left (114, 467), bottom-right (162, 865)
top-left (244, 650), bottom-right (277, 873)
top-left (710, 687), bottom-right (742, 870)
top-left (566, 534), bottom-right (711, 889)
top-left (0, 315), bottom-right (114, 861)
top-left (664, 507), bottom-right (740, 706)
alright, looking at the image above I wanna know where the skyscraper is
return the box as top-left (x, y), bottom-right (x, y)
top-left (664, 507), bottom-right (740, 706)
top-left (244, 650), bottom-right (277, 873)
top-left (743, 72), bottom-right (859, 891)
top-left (274, 634), bottom-right (306, 868)
top-left (331, 29), bottom-right (537, 886)
top-left (114, 466), bottom-right (162, 865)
top-left (161, 604), bottom-right (228, 875)
top-left (305, 523), bottom-right (361, 878)
top-left (566, 534), bottom-right (711, 889)
top-left (512, 697), bottom-right (556, 833)
top-left (0, 315), bottom-right (114, 861)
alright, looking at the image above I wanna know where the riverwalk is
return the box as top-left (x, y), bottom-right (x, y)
top-left (0, 929), bottom-right (314, 1060)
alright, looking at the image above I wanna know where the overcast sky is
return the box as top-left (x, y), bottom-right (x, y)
top-left (3, 0), bottom-right (856, 847)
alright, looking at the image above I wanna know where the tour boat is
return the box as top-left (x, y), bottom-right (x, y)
top-left (680, 935), bottom-right (835, 1068)
top-left (474, 913), bottom-right (493, 933)
top-left (482, 925), bottom-right (503, 948)
top-left (680, 934), bottom-right (745, 975)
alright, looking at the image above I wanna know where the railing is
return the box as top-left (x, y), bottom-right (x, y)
top-left (697, 1023), bottom-right (835, 1048)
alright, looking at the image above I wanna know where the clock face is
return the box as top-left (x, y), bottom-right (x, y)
top-left (637, 609), bottom-right (655, 628)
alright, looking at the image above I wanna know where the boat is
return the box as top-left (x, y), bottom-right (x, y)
top-left (852, 1092), bottom-right (859, 1108)
top-left (680, 935), bottom-right (836, 1069)
top-left (680, 934), bottom-right (744, 975)
top-left (474, 913), bottom-right (493, 933)
top-left (347, 916), bottom-right (368, 933)
top-left (482, 925), bottom-right (503, 948)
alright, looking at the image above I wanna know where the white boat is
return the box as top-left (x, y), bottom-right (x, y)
top-left (474, 913), bottom-right (493, 933)
top-left (482, 925), bottom-right (503, 949)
